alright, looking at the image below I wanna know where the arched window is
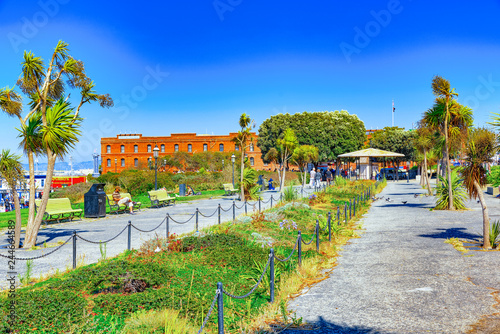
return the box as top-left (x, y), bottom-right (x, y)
top-left (147, 145), bottom-right (151, 153)
top-left (219, 144), bottom-right (224, 152)
top-left (134, 145), bottom-right (138, 153)
top-left (107, 159), bottom-right (111, 167)
top-left (249, 143), bottom-right (254, 152)
top-left (250, 157), bottom-right (255, 166)
top-left (203, 143), bottom-right (208, 151)
top-left (188, 144), bottom-right (192, 153)
top-left (161, 144), bottom-right (165, 153)
top-left (121, 158), bottom-right (125, 167)
top-left (106, 145), bottom-right (111, 153)
top-left (134, 158), bottom-right (138, 167)
top-left (174, 144), bottom-right (179, 152)
top-left (235, 144), bottom-right (239, 151)
top-left (121, 145), bottom-right (125, 153)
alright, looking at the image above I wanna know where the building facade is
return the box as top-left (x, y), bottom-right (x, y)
top-left (100, 133), bottom-right (265, 174)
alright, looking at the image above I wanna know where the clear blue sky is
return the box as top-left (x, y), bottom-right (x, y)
top-left (1, 0), bottom-right (500, 162)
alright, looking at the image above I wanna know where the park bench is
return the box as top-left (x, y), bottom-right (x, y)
top-left (106, 193), bottom-right (142, 214)
top-left (223, 183), bottom-right (238, 196)
top-left (35, 198), bottom-right (83, 224)
top-left (148, 189), bottom-right (177, 208)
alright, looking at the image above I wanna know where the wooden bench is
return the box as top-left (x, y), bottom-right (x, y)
top-left (35, 198), bottom-right (83, 224)
top-left (223, 183), bottom-right (238, 196)
top-left (148, 189), bottom-right (177, 208)
top-left (106, 193), bottom-right (142, 214)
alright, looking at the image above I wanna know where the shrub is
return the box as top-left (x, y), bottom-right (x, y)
top-left (283, 186), bottom-right (297, 201)
top-left (490, 220), bottom-right (500, 248)
top-left (434, 170), bottom-right (467, 210)
top-left (122, 308), bottom-right (198, 333)
top-left (487, 166), bottom-right (500, 187)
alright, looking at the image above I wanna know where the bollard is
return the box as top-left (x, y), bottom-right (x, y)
top-left (166, 215), bottom-right (170, 239)
top-left (270, 196), bottom-right (273, 208)
top-left (258, 198), bottom-right (261, 212)
top-left (218, 204), bottom-right (221, 224)
top-left (233, 201), bottom-right (236, 221)
top-left (196, 208), bottom-right (199, 232)
top-left (72, 231), bottom-right (77, 269)
top-left (298, 231), bottom-right (302, 267)
top-left (316, 220), bottom-right (320, 252)
top-left (270, 249), bottom-right (275, 303)
top-left (217, 282), bottom-right (224, 334)
top-left (127, 220), bottom-right (132, 251)
top-left (328, 212), bottom-right (331, 242)
top-left (245, 201), bottom-right (247, 215)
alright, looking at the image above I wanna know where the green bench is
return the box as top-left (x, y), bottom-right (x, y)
top-left (223, 183), bottom-right (238, 196)
top-left (106, 193), bottom-right (142, 214)
top-left (148, 189), bottom-right (177, 208)
top-left (35, 198), bottom-right (83, 224)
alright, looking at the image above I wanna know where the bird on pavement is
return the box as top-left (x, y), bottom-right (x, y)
top-left (402, 201), bottom-right (407, 205)
top-left (414, 194), bottom-right (419, 198)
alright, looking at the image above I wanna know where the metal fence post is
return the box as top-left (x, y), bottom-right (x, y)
top-left (217, 282), bottom-right (224, 334)
top-left (245, 201), bottom-right (247, 215)
top-left (353, 198), bottom-right (356, 216)
top-left (344, 203), bottom-right (347, 224)
top-left (127, 220), bottom-right (131, 251)
top-left (280, 192), bottom-right (283, 202)
top-left (258, 198), bottom-right (261, 212)
top-left (270, 196), bottom-right (273, 208)
top-left (270, 249), bottom-right (275, 303)
top-left (218, 204), bottom-right (221, 224)
top-left (298, 232), bottom-right (302, 267)
top-left (337, 207), bottom-right (340, 225)
top-left (316, 220), bottom-right (320, 252)
top-left (232, 201), bottom-right (235, 222)
top-left (349, 199), bottom-right (352, 219)
top-left (196, 208), bottom-right (199, 232)
top-left (328, 212), bottom-right (331, 242)
top-left (72, 231), bottom-right (77, 269)
top-left (166, 214), bottom-right (170, 239)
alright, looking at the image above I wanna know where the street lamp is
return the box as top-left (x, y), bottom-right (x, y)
top-left (222, 159), bottom-right (224, 171)
top-left (231, 154), bottom-right (235, 188)
top-left (153, 145), bottom-right (159, 190)
top-left (114, 158), bottom-right (117, 173)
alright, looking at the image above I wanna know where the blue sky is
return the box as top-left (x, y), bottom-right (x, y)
top-left (1, 0), bottom-right (500, 162)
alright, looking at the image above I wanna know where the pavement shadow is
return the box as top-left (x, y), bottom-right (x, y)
top-left (35, 227), bottom-right (100, 244)
top-left (377, 203), bottom-right (431, 208)
top-left (418, 227), bottom-right (481, 241)
top-left (281, 316), bottom-right (382, 333)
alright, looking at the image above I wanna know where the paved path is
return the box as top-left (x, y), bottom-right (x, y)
top-left (0, 188), bottom-right (316, 290)
top-left (285, 181), bottom-right (500, 333)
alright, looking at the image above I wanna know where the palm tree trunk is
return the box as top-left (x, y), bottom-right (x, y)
top-left (424, 151), bottom-right (432, 195)
top-left (436, 159), bottom-right (441, 188)
top-left (26, 151), bottom-right (36, 233)
top-left (240, 150), bottom-right (245, 201)
top-left (9, 187), bottom-right (22, 249)
top-left (23, 152), bottom-right (57, 248)
top-left (474, 180), bottom-right (490, 249)
top-left (444, 100), bottom-right (454, 210)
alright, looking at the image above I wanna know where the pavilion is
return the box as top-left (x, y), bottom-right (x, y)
top-left (337, 148), bottom-right (405, 180)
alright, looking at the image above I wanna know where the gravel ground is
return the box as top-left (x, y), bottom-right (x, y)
top-left (283, 181), bottom-right (500, 334)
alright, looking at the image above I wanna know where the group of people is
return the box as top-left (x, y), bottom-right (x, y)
top-left (309, 168), bottom-right (335, 188)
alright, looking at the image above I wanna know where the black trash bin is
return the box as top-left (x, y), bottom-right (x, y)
top-left (84, 183), bottom-right (106, 218)
top-left (179, 184), bottom-right (186, 197)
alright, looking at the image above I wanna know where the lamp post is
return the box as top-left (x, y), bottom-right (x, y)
top-left (114, 158), bottom-right (117, 173)
top-left (153, 145), bottom-right (159, 190)
top-left (231, 154), bottom-right (235, 188)
top-left (222, 159), bottom-right (224, 171)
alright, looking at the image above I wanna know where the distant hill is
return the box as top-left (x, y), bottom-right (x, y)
top-left (22, 161), bottom-right (95, 172)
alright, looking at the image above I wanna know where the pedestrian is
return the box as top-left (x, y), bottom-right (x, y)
top-left (326, 168), bottom-right (332, 186)
top-left (112, 186), bottom-right (134, 214)
top-left (315, 168), bottom-right (322, 188)
top-left (309, 168), bottom-right (316, 188)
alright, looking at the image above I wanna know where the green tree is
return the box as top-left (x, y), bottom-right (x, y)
top-left (292, 145), bottom-right (319, 188)
top-left (462, 128), bottom-right (497, 249)
top-left (369, 127), bottom-right (416, 180)
top-left (0, 150), bottom-right (25, 248)
top-left (233, 113), bottom-right (254, 200)
top-left (0, 41), bottom-right (113, 248)
top-left (257, 111), bottom-right (366, 162)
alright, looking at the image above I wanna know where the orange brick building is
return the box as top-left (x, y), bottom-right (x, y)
top-left (100, 133), bottom-right (265, 173)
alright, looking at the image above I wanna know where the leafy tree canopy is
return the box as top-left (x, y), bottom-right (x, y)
top-left (257, 110), bottom-right (366, 161)
top-left (369, 126), bottom-right (417, 162)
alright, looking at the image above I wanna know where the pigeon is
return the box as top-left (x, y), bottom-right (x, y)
top-left (414, 194), bottom-right (419, 198)
top-left (477, 200), bottom-right (480, 203)
top-left (402, 201), bottom-right (407, 205)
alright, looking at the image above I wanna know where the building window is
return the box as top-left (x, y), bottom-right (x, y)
top-left (174, 144), bottom-right (179, 152)
top-left (106, 145), bottom-right (111, 153)
top-left (107, 159), bottom-right (111, 167)
top-left (147, 145), bottom-right (151, 153)
top-left (250, 157), bottom-right (255, 166)
top-left (235, 144), bottom-right (239, 151)
top-left (219, 144), bottom-right (224, 152)
top-left (249, 143), bottom-right (254, 152)
top-left (203, 143), bottom-right (208, 151)
top-left (188, 144), bottom-right (192, 153)
top-left (134, 158), bottom-right (138, 167)
top-left (121, 145), bottom-right (125, 153)
top-left (161, 144), bottom-right (165, 153)
top-left (121, 158), bottom-right (125, 167)
top-left (134, 145), bottom-right (138, 153)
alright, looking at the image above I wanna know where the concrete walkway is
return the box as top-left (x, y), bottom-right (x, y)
top-left (0, 188), bottom-right (315, 290)
top-left (284, 181), bottom-right (500, 333)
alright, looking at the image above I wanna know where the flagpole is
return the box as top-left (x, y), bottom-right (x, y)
top-left (392, 99), bottom-right (394, 127)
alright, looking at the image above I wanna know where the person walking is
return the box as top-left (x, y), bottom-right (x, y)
top-left (326, 168), bottom-right (332, 186)
top-left (309, 168), bottom-right (316, 188)
top-left (314, 168), bottom-right (322, 189)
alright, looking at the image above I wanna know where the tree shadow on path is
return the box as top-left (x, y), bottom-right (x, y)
top-left (281, 316), bottom-right (382, 334)
top-left (418, 227), bottom-right (481, 242)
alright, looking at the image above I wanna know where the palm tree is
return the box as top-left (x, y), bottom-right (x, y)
top-left (431, 76), bottom-right (458, 210)
top-left (277, 128), bottom-right (298, 191)
top-left (292, 145), bottom-right (319, 188)
top-left (415, 123), bottom-right (435, 195)
top-left (0, 150), bottom-right (25, 248)
top-left (233, 113), bottom-right (253, 201)
top-left (462, 128), bottom-right (497, 249)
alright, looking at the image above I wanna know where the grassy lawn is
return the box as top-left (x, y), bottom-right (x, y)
top-left (0, 180), bottom-right (384, 333)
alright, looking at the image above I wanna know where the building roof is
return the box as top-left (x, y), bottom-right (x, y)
top-left (338, 148), bottom-right (405, 158)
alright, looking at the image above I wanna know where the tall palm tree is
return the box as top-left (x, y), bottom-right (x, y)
top-left (0, 150), bottom-right (25, 248)
top-left (431, 76), bottom-right (458, 210)
top-left (461, 128), bottom-right (497, 249)
top-left (415, 123), bottom-right (434, 195)
top-left (233, 113), bottom-right (253, 200)
top-left (277, 128), bottom-right (298, 191)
